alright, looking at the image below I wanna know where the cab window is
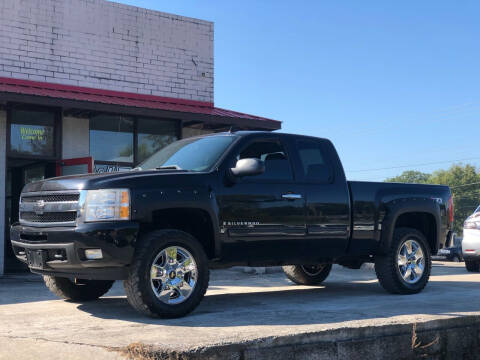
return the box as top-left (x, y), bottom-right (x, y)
top-left (295, 138), bottom-right (332, 183)
top-left (236, 139), bottom-right (293, 181)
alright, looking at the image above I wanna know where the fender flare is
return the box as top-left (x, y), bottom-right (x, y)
top-left (147, 205), bottom-right (221, 258)
top-left (379, 199), bottom-right (441, 254)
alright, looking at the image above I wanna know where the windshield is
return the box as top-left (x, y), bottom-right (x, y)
top-left (136, 135), bottom-right (236, 171)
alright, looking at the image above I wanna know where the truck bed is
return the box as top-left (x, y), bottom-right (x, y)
top-left (347, 181), bottom-right (451, 254)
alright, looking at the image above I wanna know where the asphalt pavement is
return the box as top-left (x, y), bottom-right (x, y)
top-left (1, 261), bottom-right (479, 359)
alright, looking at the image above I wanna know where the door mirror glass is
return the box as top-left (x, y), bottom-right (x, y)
top-left (231, 158), bottom-right (265, 177)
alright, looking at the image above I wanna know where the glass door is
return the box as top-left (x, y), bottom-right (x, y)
top-left (5, 161), bottom-right (55, 272)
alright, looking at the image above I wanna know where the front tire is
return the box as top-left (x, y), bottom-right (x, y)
top-left (465, 260), bottom-right (480, 272)
top-left (123, 230), bottom-right (209, 318)
top-left (283, 263), bottom-right (332, 285)
top-left (375, 227), bottom-right (431, 294)
top-left (43, 276), bottom-right (114, 301)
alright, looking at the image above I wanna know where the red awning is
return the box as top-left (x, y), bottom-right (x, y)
top-left (0, 77), bottom-right (281, 130)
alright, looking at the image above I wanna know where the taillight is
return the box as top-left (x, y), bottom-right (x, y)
top-left (448, 196), bottom-right (454, 224)
top-left (464, 220), bottom-right (478, 229)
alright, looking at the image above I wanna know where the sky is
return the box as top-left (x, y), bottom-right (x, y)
top-left (116, 0), bottom-right (480, 181)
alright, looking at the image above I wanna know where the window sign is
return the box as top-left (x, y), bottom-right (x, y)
top-left (10, 110), bottom-right (55, 157)
top-left (94, 164), bottom-right (132, 173)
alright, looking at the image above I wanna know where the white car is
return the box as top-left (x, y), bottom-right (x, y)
top-left (462, 206), bottom-right (480, 272)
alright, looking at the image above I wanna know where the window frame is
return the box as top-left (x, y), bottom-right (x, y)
top-left (89, 113), bottom-right (135, 166)
top-left (6, 104), bottom-right (62, 161)
top-left (89, 113), bottom-right (182, 171)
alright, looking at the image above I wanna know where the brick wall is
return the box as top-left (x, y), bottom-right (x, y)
top-left (0, 0), bottom-right (214, 102)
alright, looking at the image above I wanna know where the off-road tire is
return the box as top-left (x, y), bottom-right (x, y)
top-left (123, 230), bottom-right (209, 318)
top-left (465, 260), bottom-right (480, 272)
top-left (375, 227), bottom-right (431, 294)
top-left (283, 264), bottom-right (332, 285)
top-left (43, 276), bottom-right (114, 301)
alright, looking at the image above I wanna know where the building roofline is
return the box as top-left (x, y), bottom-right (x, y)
top-left (0, 77), bottom-right (281, 130)
top-left (105, 0), bottom-right (214, 26)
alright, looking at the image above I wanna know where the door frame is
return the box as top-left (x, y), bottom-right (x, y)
top-left (4, 159), bottom-right (57, 272)
top-left (216, 134), bottom-right (307, 263)
top-left (56, 156), bottom-right (94, 176)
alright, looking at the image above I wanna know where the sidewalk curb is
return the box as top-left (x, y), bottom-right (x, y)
top-left (120, 316), bottom-right (480, 360)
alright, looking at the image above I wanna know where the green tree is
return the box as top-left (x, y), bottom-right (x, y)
top-left (385, 170), bottom-right (431, 184)
top-left (385, 164), bottom-right (480, 234)
top-left (119, 145), bottom-right (133, 158)
top-left (429, 164), bottom-right (480, 234)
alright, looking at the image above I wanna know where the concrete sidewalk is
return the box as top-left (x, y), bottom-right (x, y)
top-left (1, 262), bottom-right (480, 359)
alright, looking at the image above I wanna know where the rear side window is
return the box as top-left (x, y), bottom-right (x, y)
top-left (236, 139), bottom-right (293, 181)
top-left (295, 139), bottom-right (332, 183)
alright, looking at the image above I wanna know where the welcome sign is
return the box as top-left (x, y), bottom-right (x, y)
top-left (10, 124), bottom-right (54, 156)
top-left (20, 126), bottom-right (46, 141)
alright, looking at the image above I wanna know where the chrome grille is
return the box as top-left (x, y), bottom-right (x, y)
top-left (20, 212), bottom-right (77, 223)
top-left (21, 194), bottom-right (80, 203)
top-left (19, 191), bottom-right (80, 227)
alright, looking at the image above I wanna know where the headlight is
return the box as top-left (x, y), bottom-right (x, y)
top-left (84, 189), bottom-right (130, 222)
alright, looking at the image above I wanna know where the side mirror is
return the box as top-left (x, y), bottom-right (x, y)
top-left (230, 158), bottom-right (265, 178)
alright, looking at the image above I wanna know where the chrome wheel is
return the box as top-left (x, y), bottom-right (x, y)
top-left (397, 239), bottom-right (425, 284)
top-left (301, 264), bottom-right (327, 276)
top-left (150, 246), bottom-right (198, 305)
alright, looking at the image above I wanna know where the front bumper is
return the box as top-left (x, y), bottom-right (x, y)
top-left (10, 221), bottom-right (139, 280)
top-left (462, 229), bottom-right (480, 260)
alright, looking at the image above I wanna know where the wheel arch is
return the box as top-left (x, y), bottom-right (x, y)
top-left (138, 207), bottom-right (218, 259)
top-left (380, 200), bottom-right (441, 255)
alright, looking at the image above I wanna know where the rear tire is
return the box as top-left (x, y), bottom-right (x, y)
top-left (375, 227), bottom-right (431, 294)
top-left (43, 276), bottom-right (114, 301)
top-left (465, 260), bottom-right (480, 272)
top-left (283, 263), bottom-right (332, 285)
top-left (123, 230), bottom-right (209, 318)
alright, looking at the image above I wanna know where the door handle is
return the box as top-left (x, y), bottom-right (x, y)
top-left (282, 193), bottom-right (302, 200)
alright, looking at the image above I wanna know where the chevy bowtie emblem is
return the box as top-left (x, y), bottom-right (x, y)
top-left (34, 200), bottom-right (46, 215)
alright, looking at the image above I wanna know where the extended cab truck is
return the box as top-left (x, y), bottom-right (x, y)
top-left (11, 131), bottom-right (454, 318)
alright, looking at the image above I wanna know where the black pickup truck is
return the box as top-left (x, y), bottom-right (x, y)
top-left (11, 131), bottom-right (454, 318)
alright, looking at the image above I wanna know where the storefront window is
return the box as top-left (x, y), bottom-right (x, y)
top-left (137, 118), bottom-right (178, 163)
top-left (9, 110), bottom-right (55, 157)
top-left (89, 114), bottom-right (179, 172)
top-left (89, 115), bottom-right (134, 163)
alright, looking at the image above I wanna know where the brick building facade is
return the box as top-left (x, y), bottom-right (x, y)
top-left (0, 0), bottom-right (280, 274)
top-left (0, 0), bottom-right (213, 102)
